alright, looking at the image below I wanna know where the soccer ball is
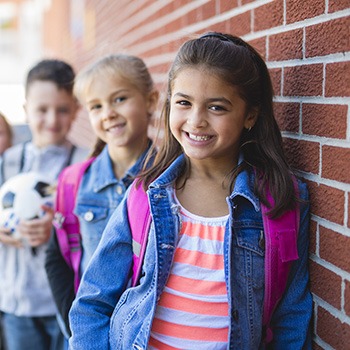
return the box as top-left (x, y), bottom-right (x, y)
top-left (0, 172), bottom-right (53, 238)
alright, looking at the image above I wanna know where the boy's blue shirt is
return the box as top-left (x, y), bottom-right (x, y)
top-left (69, 154), bottom-right (312, 349)
top-left (0, 141), bottom-right (88, 317)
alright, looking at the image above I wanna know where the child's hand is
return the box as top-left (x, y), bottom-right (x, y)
top-left (17, 204), bottom-right (55, 247)
top-left (0, 226), bottom-right (23, 248)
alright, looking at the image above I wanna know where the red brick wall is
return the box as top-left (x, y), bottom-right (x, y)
top-left (43, 1), bottom-right (350, 348)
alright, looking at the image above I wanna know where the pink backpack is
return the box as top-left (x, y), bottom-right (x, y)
top-left (53, 157), bottom-right (95, 292)
top-left (54, 159), bottom-right (299, 343)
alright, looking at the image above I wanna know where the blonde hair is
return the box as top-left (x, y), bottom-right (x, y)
top-left (74, 54), bottom-right (154, 102)
top-left (74, 54), bottom-right (155, 157)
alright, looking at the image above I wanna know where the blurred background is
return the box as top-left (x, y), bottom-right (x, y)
top-left (0, 0), bottom-right (43, 143)
top-left (0, 1), bottom-right (349, 348)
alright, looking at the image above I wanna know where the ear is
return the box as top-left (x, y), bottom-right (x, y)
top-left (146, 90), bottom-right (159, 116)
top-left (244, 107), bottom-right (258, 130)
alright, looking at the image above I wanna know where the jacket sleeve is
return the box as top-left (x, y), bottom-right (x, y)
top-left (68, 195), bottom-right (133, 350)
top-left (45, 228), bottom-right (75, 337)
top-left (268, 180), bottom-right (312, 349)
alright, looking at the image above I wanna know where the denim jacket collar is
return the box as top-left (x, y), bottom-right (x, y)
top-left (91, 142), bottom-right (152, 192)
top-left (151, 154), bottom-right (260, 212)
top-left (149, 154), bottom-right (185, 189)
top-left (231, 166), bottom-right (260, 212)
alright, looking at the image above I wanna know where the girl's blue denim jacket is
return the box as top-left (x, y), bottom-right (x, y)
top-left (69, 155), bottom-right (312, 350)
top-left (75, 144), bottom-right (150, 273)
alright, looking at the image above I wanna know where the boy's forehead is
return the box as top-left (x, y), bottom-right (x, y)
top-left (26, 80), bottom-right (72, 98)
top-left (26, 80), bottom-right (74, 101)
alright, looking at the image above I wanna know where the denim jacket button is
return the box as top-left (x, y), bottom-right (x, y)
top-left (116, 184), bottom-right (124, 195)
top-left (84, 211), bottom-right (94, 222)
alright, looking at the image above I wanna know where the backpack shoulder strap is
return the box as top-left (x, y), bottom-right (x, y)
top-left (1, 143), bottom-right (26, 184)
top-left (127, 181), bottom-right (151, 287)
top-left (53, 157), bottom-right (95, 292)
top-left (261, 177), bottom-right (300, 343)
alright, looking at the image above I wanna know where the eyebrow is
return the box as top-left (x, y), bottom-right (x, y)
top-left (173, 92), bottom-right (232, 105)
top-left (86, 89), bottom-right (130, 104)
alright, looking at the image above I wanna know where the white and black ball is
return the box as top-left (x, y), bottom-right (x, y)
top-left (0, 172), bottom-right (53, 238)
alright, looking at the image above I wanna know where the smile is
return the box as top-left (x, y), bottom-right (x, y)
top-left (187, 133), bottom-right (212, 141)
top-left (107, 123), bottom-right (125, 132)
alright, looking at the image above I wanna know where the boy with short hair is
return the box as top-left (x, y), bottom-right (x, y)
top-left (0, 59), bottom-right (88, 350)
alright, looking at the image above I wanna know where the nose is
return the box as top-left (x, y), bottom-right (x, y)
top-left (186, 107), bottom-right (207, 128)
top-left (46, 109), bottom-right (58, 126)
top-left (102, 105), bottom-right (117, 120)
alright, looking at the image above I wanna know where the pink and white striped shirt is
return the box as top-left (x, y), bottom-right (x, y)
top-left (148, 196), bottom-right (229, 349)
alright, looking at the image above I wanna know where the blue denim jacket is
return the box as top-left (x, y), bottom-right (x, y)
top-left (69, 155), bottom-right (312, 350)
top-left (74, 144), bottom-right (150, 274)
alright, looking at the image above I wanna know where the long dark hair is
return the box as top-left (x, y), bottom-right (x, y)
top-left (140, 32), bottom-right (295, 218)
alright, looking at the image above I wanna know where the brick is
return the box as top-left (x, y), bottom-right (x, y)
top-left (319, 226), bottom-right (350, 273)
top-left (345, 280), bottom-right (350, 317)
top-left (329, 0), bottom-right (350, 12)
top-left (317, 306), bottom-right (350, 348)
top-left (209, 21), bottom-right (229, 35)
top-left (284, 64), bottom-right (323, 97)
top-left (269, 68), bottom-right (282, 96)
top-left (199, 1), bottom-right (217, 20)
top-left (326, 62), bottom-right (350, 97)
top-left (307, 181), bottom-right (344, 224)
top-left (150, 62), bottom-right (172, 74)
top-left (306, 17), bottom-right (350, 57)
top-left (283, 138), bottom-right (319, 174)
top-left (322, 146), bottom-right (350, 184)
top-left (227, 11), bottom-right (252, 37)
top-left (348, 196), bottom-right (350, 228)
top-left (302, 104), bottom-right (348, 138)
top-left (254, 0), bottom-right (283, 31)
top-left (187, 5), bottom-right (209, 26)
top-left (126, 1), bottom-right (164, 31)
top-left (310, 261), bottom-right (341, 309)
top-left (184, 8), bottom-right (203, 26)
top-left (141, 45), bottom-right (172, 58)
top-left (286, 0), bottom-right (325, 23)
top-left (274, 102), bottom-right (300, 132)
top-left (219, 0), bottom-right (239, 13)
top-left (309, 220), bottom-right (317, 255)
top-left (269, 29), bottom-right (303, 61)
top-left (248, 37), bottom-right (266, 60)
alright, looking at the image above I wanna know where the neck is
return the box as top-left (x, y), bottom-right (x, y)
top-left (188, 157), bottom-right (237, 182)
top-left (109, 139), bottom-right (148, 179)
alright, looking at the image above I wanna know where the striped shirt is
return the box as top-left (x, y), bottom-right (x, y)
top-left (148, 195), bottom-right (229, 349)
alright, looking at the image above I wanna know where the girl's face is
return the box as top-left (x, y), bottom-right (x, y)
top-left (169, 67), bottom-right (256, 166)
top-left (24, 81), bottom-right (78, 148)
top-left (85, 74), bottom-right (156, 155)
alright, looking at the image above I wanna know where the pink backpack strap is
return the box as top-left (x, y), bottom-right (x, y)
top-left (53, 157), bottom-right (95, 292)
top-left (127, 181), bottom-right (151, 287)
top-left (261, 177), bottom-right (300, 343)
